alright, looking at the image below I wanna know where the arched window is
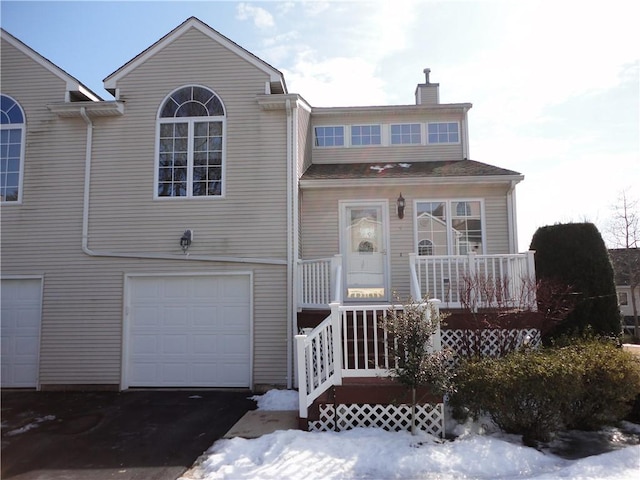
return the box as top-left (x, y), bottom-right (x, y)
top-left (1, 94), bottom-right (25, 203)
top-left (156, 86), bottom-right (225, 198)
top-left (418, 239), bottom-right (433, 256)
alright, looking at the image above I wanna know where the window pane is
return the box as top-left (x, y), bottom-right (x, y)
top-left (176, 102), bottom-right (208, 117)
top-left (205, 96), bottom-right (225, 116)
top-left (416, 202), bottom-right (447, 255)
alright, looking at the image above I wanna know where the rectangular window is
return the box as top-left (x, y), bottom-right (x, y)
top-left (619, 292), bottom-right (629, 306)
top-left (428, 122), bottom-right (459, 144)
top-left (416, 200), bottom-right (483, 255)
top-left (351, 125), bottom-right (381, 146)
top-left (315, 126), bottom-right (344, 147)
top-left (390, 123), bottom-right (421, 145)
top-left (0, 128), bottom-right (22, 202)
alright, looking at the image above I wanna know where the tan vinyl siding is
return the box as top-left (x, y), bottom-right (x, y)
top-left (300, 184), bottom-right (511, 300)
top-left (311, 111), bottom-right (464, 164)
top-left (297, 107), bottom-right (312, 174)
top-left (1, 32), bottom-right (290, 387)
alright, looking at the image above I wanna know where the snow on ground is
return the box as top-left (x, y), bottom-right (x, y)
top-left (182, 391), bottom-right (640, 480)
top-left (5, 415), bottom-right (56, 436)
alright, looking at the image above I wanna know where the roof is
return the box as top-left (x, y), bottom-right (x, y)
top-left (104, 17), bottom-right (287, 95)
top-left (300, 159), bottom-right (522, 183)
top-left (609, 248), bottom-right (640, 286)
top-left (0, 28), bottom-right (102, 102)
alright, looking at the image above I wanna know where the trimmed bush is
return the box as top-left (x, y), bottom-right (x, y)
top-left (529, 222), bottom-right (620, 338)
top-left (449, 339), bottom-right (640, 444)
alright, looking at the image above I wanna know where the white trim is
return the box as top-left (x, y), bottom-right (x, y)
top-left (121, 271), bottom-right (254, 390)
top-left (413, 198), bottom-right (486, 255)
top-left (1, 29), bottom-right (101, 101)
top-left (0, 275), bottom-right (44, 390)
top-left (339, 200), bottom-right (391, 303)
top-left (0, 95), bottom-right (26, 204)
top-left (104, 18), bottom-right (284, 91)
top-left (154, 85), bottom-right (227, 200)
top-left (300, 175), bottom-right (524, 189)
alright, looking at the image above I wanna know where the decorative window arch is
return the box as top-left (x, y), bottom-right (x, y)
top-left (156, 86), bottom-right (225, 198)
top-left (1, 94), bottom-right (25, 203)
top-left (418, 239), bottom-right (434, 256)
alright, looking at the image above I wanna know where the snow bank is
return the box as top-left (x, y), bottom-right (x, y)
top-left (250, 389), bottom-right (298, 411)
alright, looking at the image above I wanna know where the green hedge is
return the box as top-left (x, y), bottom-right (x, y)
top-left (449, 339), bottom-right (640, 443)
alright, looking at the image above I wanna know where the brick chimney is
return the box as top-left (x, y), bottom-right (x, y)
top-left (415, 68), bottom-right (440, 105)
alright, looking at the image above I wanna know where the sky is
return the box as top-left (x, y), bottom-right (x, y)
top-left (1, 0), bottom-right (638, 251)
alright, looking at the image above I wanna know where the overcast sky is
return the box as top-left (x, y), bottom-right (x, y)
top-left (2, 0), bottom-right (638, 251)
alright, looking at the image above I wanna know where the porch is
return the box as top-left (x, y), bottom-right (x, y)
top-left (295, 252), bottom-right (538, 435)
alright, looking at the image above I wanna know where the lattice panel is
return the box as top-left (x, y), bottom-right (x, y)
top-left (309, 403), bottom-right (444, 437)
top-left (441, 328), bottom-right (540, 362)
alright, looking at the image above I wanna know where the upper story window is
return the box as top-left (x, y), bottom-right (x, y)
top-left (390, 123), bottom-right (421, 145)
top-left (428, 122), bottom-right (459, 144)
top-left (618, 292), bottom-right (629, 306)
top-left (156, 86), bottom-right (225, 198)
top-left (315, 126), bottom-right (344, 147)
top-left (416, 199), bottom-right (484, 255)
top-left (1, 94), bottom-right (25, 203)
top-left (351, 125), bottom-right (381, 146)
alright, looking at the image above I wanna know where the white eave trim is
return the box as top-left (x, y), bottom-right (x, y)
top-left (1, 28), bottom-right (102, 102)
top-left (104, 18), bottom-right (285, 91)
top-left (299, 174), bottom-right (524, 189)
top-left (47, 101), bottom-right (125, 117)
top-left (311, 103), bottom-right (472, 117)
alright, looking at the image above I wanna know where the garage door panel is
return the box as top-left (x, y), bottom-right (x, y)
top-left (1, 279), bottom-right (42, 388)
top-left (127, 275), bottom-right (251, 388)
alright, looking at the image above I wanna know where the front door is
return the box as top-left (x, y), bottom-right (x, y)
top-left (341, 201), bottom-right (390, 302)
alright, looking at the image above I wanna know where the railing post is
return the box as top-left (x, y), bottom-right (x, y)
top-left (295, 334), bottom-right (309, 419)
top-left (526, 250), bottom-right (537, 310)
top-left (329, 301), bottom-right (343, 386)
top-left (409, 253), bottom-right (422, 301)
top-left (331, 254), bottom-right (343, 303)
top-left (428, 299), bottom-right (442, 352)
top-left (468, 252), bottom-right (478, 312)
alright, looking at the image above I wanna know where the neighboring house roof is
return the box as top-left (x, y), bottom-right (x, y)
top-left (609, 248), bottom-right (640, 286)
top-left (103, 16), bottom-right (287, 95)
top-left (300, 160), bottom-right (523, 186)
top-left (0, 28), bottom-right (102, 102)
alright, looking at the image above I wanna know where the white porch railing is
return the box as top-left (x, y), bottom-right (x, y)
top-left (298, 255), bottom-right (342, 308)
top-left (409, 251), bottom-right (536, 310)
top-left (296, 300), bottom-right (441, 420)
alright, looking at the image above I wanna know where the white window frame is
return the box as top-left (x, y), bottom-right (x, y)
top-left (413, 198), bottom-right (486, 255)
top-left (314, 125), bottom-right (345, 148)
top-left (154, 85), bottom-right (226, 200)
top-left (0, 94), bottom-right (26, 204)
top-left (389, 123), bottom-right (423, 145)
top-left (350, 124), bottom-right (382, 147)
top-left (427, 122), bottom-right (461, 144)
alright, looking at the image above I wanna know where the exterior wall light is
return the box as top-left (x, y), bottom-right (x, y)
top-left (180, 229), bottom-right (193, 252)
top-left (397, 193), bottom-right (406, 219)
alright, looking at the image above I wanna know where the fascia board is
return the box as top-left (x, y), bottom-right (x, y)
top-left (299, 174), bottom-right (524, 189)
top-left (104, 18), bottom-right (285, 90)
top-left (1, 29), bottom-right (102, 102)
top-left (311, 103), bottom-right (473, 117)
top-left (47, 101), bottom-right (125, 117)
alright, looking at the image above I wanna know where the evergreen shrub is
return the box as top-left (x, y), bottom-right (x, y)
top-left (449, 338), bottom-right (640, 443)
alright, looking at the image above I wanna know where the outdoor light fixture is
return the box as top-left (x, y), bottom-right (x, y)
top-left (397, 193), bottom-right (406, 219)
top-left (180, 229), bottom-right (193, 252)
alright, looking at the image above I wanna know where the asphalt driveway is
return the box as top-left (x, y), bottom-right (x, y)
top-left (1, 389), bottom-right (255, 480)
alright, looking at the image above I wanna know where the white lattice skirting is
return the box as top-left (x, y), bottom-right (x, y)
top-left (441, 328), bottom-right (541, 359)
top-left (309, 403), bottom-right (444, 437)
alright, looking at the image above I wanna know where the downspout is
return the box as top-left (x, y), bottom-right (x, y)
top-left (506, 180), bottom-right (519, 253)
top-left (285, 98), bottom-right (294, 389)
top-left (78, 108), bottom-right (285, 265)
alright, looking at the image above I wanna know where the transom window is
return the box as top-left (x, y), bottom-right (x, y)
top-left (1, 94), bottom-right (25, 203)
top-left (428, 122), bottom-right (459, 144)
top-left (416, 200), bottom-right (483, 255)
top-left (351, 125), bottom-right (381, 146)
top-left (391, 123), bottom-right (421, 145)
top-left (315, 126), bottom-right (344, 147)
top-left (157, 86), bottom-right (225, 198)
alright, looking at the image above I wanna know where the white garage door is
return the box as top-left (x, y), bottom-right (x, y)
top-left (126, 274), bottom-right (251, 388)
top-left (1, 278), bottom-right (42, 388)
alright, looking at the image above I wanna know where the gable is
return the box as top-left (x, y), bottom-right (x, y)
top-left (0, 28), bottom-right (101, 102)
top-left (104, 17), bottom-right (286, 96)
